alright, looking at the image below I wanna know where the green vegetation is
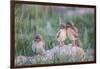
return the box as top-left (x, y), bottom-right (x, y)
top-left (15, 4), bottom-right (95, 64)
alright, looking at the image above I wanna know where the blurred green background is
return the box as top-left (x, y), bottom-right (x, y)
top-left (15, 4), bottom-right (95, 58)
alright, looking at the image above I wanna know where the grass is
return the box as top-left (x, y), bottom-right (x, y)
top-left (15, 4), bottom-right (95, 65)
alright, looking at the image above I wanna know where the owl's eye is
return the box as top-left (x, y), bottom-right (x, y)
top-left (60, 25), bottom-right (65, 29)
top-left (35, 36), bottom-right (40, 39)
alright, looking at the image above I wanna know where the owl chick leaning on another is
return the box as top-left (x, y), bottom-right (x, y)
top-left (32, 33), bottom-right (45, 56)
top-left (66, 21), bottom-right (81, 47)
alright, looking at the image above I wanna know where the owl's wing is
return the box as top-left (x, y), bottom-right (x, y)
top-left (56, 30), bottom-right (61, 39)
top-left (74, 26), bottom-right (78, 33)
top-left (42, 41), bottom-right (45, 49)
top-left (32, 40), bottom-right (36, 53)
top-left (70, 28), bottom-right (78, 37)
top-left (42, 42), bottom-right (45, 54)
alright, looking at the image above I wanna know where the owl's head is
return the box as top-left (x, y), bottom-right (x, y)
top-left (59, 23), bottom-right (66, 29)
top-left (34, 34), bottom-right (43, 42)
top-left (66, 21), bottom-right (78, 33)
top-left (66, 21), bottom-right (74, 28)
